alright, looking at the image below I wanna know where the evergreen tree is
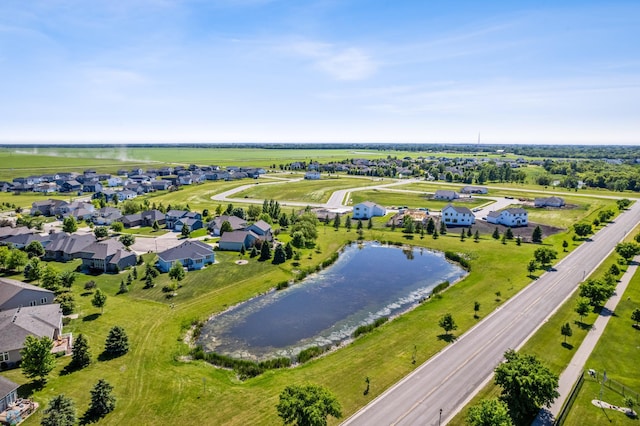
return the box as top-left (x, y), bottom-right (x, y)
top-left (181, 224), bottom-right (191, 238)
top-left (284, 242), bottom-right (294, 259)
top-left (152, 220), bottom-right (160, 231)
top-left (87, 379), bottom-right (116, 418)
top-left (460, 229), bottom-right (466, 241)
top-left (250, 246), bottom-right (259, 258)
top-left (70, 333), bottom-right (91, 370)
top-left (42, 394), bottom-right (76, 426)
top-left (357, 219), bottom-right (363, 230)
top-left (259, 242), bottom-right (271, 261)
top-left (505, 227), bottom-right (514, 239)
top-left (333, 214), bottom-right (341, 229)
top-left (118, 279), bottom-right (128, 294)
top-left (467, 227), bottom-right (473, 238)
top-left (433, 229), bottom-right (439, 239)
top-left (104, 326), bottom-right (129, 357)
top-left (492, 227), bottom-right (500, 239)
top-left (144, 274), bottom-right (155, 289)
top-left (126, 274), bottom-right (133, 285)
top-left (367, 218), bottom-right (373, 230)
top-left (344, 215), bottom-right (351, 231)
top-left (474, 230), bottom-right (480, 242)
top-left (272, 244), bottom-right (286, 265)
top-left (426, 217), bottom-right (435, 234)
top-left (439, 220), bottom-right (447, 235)
top-left (532, 225), bottom-right (543, 243)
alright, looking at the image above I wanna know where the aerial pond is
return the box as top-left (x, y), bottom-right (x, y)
top-left (198, 242), bottom-right (467, 361)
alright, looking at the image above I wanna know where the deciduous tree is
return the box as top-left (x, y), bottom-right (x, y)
top-left (438, 313), bottom-right (458, 336)
top-left (494, 350), bottom-right (559, 424)
top-left (615, 242), bottom-right (640, 263)
top-left (92, 288), bottom-right (107, 313)
top-left (466, 398), bottom-right (513, 426)
top-left (575, 297), bottom-right (591, 322)
top-left (169, 261), bottom-right (186, 282)
top-left (21, 335), bottom-right (55, 382)
top-left (561, 322), bottom-right (572, 343)
top-left (276, 384), bottom-right (342, 426)
top-left (62, 216), bottom-right (78, 233)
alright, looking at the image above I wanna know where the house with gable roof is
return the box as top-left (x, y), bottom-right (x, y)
top-left (0, 277), bottom-right (55, 311)
top-left (78, 238), bottom-right (136, 273)
top-left (486, 208), bottom-right (528, 227)
top-left (441, 204), bottom-right (475, 226)
top-left (208, 215), bottom-right (248, 236)
top-left (352, 201), bottom-right (386, 220)
top-left (156, 240), bottom-right (214, 272)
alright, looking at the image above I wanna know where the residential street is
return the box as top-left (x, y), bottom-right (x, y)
top-left (342, 202), bottom-right (640, 425)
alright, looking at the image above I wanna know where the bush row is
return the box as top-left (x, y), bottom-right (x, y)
top-left (444, 251), bottom-right (471, 270)
top-left (352, 316), bottom-right (389, 339)
top-left (191, 347), bottom-right (291, 380)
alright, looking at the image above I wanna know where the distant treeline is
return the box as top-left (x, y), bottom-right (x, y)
top-left (2, 143), bottom-right (640, 159)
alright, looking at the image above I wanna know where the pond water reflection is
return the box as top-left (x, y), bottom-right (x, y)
top-left (198, 242), bottom-right (467, 361)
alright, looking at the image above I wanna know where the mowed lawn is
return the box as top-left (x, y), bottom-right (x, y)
top-left (2, 223), bottom-right (570, 426)
top-left (233, 177), bottom-right (384, 204)
top-left (562, 262), bottom-right (640, 426)
top-left (349, 189), bottom-right (489, 210)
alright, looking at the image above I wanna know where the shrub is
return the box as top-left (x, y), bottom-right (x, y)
top-left (297, 346), bottom-right (324, 364)
top-left (353, 317), bottom-right (389, 338)
top-left (431, 281), bottom-right (450, 295)
top-left (444, 251), bottom-right (471, 270)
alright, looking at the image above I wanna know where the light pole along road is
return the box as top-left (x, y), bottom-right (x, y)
top-left (343, 200), bottom-right (640, 426)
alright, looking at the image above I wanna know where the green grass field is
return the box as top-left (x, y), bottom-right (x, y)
top-left (1, 217), bottom-right (583, 426)
top-left (349, 189), bottom-right (489, 210)
top-left (448, 221), bottom-right (640, 426)
top-left (232, 176), bottom-right (382, 204)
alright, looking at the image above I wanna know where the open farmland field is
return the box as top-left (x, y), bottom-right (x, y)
top-left (233, 176), bottom-right (383, 204)
top-left (140, 180), bottom-right (252, 211)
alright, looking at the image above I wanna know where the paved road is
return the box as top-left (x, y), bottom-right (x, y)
top-left (342, 202), bottom-right (640, 426)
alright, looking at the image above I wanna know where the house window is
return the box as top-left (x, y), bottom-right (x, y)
top-left (30, 300), bottom-right (37, 306)
top-left (0, 352), bottom-right (8, 361)
top-left (41, 297), bottom-right (48, 304)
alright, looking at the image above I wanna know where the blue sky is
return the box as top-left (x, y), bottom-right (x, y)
top-left (1, 0), bottom-right (639, 144)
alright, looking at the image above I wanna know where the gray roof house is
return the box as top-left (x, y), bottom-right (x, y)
top-left (0, 303), bottom-right (63, 367)
top-left (0, 227), bottom-right (32, 242)
top-left (79, 239), bottom-right (137, 273)
top-left (247, 220), bottom-right (273, 241)
top-left (208, 215), bottom-right (247, 236)
top-left (44, 232), bottom-right (95, 262)
top-left (156, 240), bottom-right (215, 273)
top-left (0, 232), bottom-right (49, 250)
top-left (0, 278), bottom-right (55, 311)
top-left (218, 230), bottom-right (260, 252)
top-left (434, 190), bottom-right (459, 201)
top-left (0, 376), bottom-right (19, 413)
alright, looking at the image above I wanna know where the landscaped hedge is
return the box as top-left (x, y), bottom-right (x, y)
top-left (431, 280), bottom-right (450, 295)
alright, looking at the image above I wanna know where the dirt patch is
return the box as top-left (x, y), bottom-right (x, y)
top-left (235, 260), bottom-right (249, 265)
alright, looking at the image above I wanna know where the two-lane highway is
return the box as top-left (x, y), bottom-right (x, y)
top-left (343, 201), bottom-right (640, 425)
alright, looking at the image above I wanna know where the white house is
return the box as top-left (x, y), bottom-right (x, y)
top-left (534, 196), bottom-right (565, 208)
top-left (486, 208), bottom-right (528, 227)
top-left (304, 171), bottom-right (321, 180)
top-left (107, 176), bottom-right (123, 187)
top-left (434, 190), bottom-right (459, 201)
top-left (352, 201), bottom-right (386, 220)
top-left (441, 204), bottom-right (475, 226)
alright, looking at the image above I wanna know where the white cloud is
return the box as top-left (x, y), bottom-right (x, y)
top-left (289, 40), bottom-right (377, 81)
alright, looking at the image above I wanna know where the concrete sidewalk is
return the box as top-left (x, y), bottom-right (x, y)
top-left (533, 256), bottom-right (639, 425)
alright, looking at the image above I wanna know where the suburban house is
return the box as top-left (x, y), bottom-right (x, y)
top-left (352, 201), bottom-right (386, 220)
top-left (30, 199), bottom-right (68, 217)
top-left (0, 227), bottom-right (32, 243)
top-left (486, 208), bottom-right (529, 227)
top-left (218, 230), bottom-right (260, 252)
top-left (247, 220), bottom-right (273, 241)
top-left (165, 210), bottom-right (202, 230)
top-left (117, 189), bottom-right (138, 201)
top-left (150, 180), bottom-right (171, 191)
top-left (534, 196), bottom-right (566, 208)
top-left (78, 239), bottom-right (137, 273)
top-left (441, 204), bottom-right (475, 226)
top-left (175, 217), bottom-right (204, 233)
top-left (460, 186), bottom-right (488, 194)
top-left (0, 278), bottom-right (55, 311)
top-left (0, 303), bottom-right (63, 367)
top-left (92, 207), bottom-right (123, 226)
top-left (156, 240), bottom-right (215, 272)
top-left (107, 176), bottom-right (123, 187)
top-left (0, 376), bottom-right (19, 413)
top-left (0, 233), bottom-right (49, 250)
top-left (44, 232), bottom-right (95, 262)
top-left (208, 215), bottom-right (247, 236)
top-left (304, 171), bottom-right (321, 180)
top-left (121, 209), bottom-right (166, 228)
top-left (434, 190), bottom-right (459, 201)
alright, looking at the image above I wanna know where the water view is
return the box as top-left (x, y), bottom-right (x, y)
top-left (198, 242), bottom-right (467, 361)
